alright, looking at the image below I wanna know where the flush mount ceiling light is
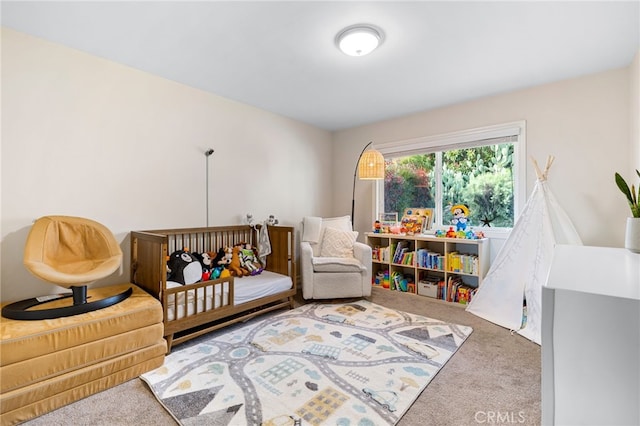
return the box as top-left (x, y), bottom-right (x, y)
top-left (336, 24), bottom-right (384, 57)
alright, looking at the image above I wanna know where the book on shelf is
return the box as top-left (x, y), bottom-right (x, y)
top-left (400, 251), bottom-right (414, 265)
top-left (389, 271), bottom-right (414, 292)
top-left (447, 251), bottom-right (479, 275)
top-left (443, 275), bottom-right (478, 304)
top-left (392, 240), bottom-right (410, 264)
top-left (416, 248), bottom-right (444, 270)
top-left (372, 246), bottom-right (391, 262)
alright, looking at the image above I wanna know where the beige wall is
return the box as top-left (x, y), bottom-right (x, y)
top-left (631, 51), bottom-right (640, 175)
top-left (1, 29), bottom-right (334, 302)
top-left (333, 65), bottom-right (633, 248)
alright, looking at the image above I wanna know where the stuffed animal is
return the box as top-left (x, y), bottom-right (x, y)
top-left (210, 266), bottom-right (222, 280)
top-left (219, 267), bottom-right (231, 278)
top-left (211, 248), bottom-right (227, 268)
top-left (239, 243), bottom-right (263, 275)
top-left (266, 215), bottom-right (279, 226)
top-left (450, 204), bottom-right (470, 232)
top-left (228, 245), bottom-right (250, 277)
top-left (207, 248), bottom-right (232, 279)
top-left (191, 251), bottom-right (216, 281)
top-left (167, 249), bottom-right (202, 285)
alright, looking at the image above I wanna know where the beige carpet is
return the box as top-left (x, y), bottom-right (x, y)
top-left (22, 287), bottom-right (541, 425)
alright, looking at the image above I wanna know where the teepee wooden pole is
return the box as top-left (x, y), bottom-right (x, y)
top-left (531, 157), bottom-right (544, 180)
top-left (531, 155), bottom-right (555, 181)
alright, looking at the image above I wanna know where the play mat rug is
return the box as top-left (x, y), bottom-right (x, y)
top-left (141, 300), bottom-right (473, 425)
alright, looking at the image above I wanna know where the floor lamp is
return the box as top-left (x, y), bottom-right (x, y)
top-left (205, 148), bottom-right (214, 227)
top-left (351, 141), bottom-right (385, 226)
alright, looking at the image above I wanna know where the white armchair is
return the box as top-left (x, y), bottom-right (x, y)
top-left (300, 216), bottom-right (372, 300)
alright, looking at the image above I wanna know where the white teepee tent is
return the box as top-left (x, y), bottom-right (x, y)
top-left (466, 156), bottom-right (582, 345)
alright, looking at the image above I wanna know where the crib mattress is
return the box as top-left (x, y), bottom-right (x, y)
top-left (0, 341), bottom-right (166, 425)
top-left (0, 284), bottom-right (162, 367)
top-left (166, 270), bottom-right (292, 321)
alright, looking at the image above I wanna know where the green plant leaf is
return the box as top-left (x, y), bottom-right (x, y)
top-left (615, 173), bottom-right (634, 203)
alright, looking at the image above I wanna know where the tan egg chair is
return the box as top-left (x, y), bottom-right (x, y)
top-left (1, 215), bottom-right (132, 320)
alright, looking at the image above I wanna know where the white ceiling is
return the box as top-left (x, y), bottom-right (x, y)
top-left (2, 1), bottom-right (639, 131)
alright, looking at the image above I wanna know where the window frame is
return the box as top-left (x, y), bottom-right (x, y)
top-left (374, 121), bottom-right (526, 235)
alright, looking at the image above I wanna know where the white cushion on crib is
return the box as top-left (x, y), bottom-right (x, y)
top-left (166, 281), bottom-right (228, 321)
top-left (233, 271), bottom-right (292, 305)
top-left (165, 271), bottom-right (292, 322)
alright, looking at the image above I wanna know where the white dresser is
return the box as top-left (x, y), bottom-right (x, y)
top-left (542, 245), bottom-right (640, 426)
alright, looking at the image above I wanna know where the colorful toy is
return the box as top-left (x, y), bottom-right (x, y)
top-left (210, 266), bottom-right (222, 280)
top-left (389, 224), bottom-right (402, 234)
top-left (266, 215), bottom-right (279, 226)
top-left (167, 249), bottom-right (202, 285)
top-left (191, 251), bottom-right (217, 281)
top-left (228, 245), bottom-right (251, 277)
top-left (211, 248), bottom-right (229, 269)
top-left (239, 243), bottom-right (263, 275)
top-left (450, 204), bottom-right (470, 231)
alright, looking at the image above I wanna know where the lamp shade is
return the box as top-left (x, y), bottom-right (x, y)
top-left (358, 149), bottom-right (385, 180)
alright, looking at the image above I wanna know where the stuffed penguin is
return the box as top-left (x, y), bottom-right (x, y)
top-left (167, 249), bottom-right (202, 285)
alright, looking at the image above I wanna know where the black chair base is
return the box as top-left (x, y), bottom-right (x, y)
top-left (1, 286), bottom-right (133, 320)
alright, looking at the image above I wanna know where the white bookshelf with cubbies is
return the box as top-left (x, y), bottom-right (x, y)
top-left (366, 232), bottom-right (490, 305)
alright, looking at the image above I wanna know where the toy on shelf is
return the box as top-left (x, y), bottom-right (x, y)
top-left (374, 271), bottom-right (384, 286)
top-left (445, 227), bottom-right (457, 238)
top-left (378, 212), bottom-right (399, 234)
top-left (376, 270), bottom-right (390, 288)
top-left (434, 227), bottom-right (485, 240)
top-left (389, 224), bottom-right (403, 234)
top-left (401, 208), bottom-right (434, 235)
top-left (450, 204), bottom-right (470, 232)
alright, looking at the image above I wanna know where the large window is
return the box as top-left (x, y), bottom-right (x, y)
top-left (376, 122), bottom-right (525, 231)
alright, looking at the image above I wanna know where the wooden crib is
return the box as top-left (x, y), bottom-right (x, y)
top-left (130, 225), bottom-right (296, 352)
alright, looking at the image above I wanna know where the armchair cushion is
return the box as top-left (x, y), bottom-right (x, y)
top-left (302, 215), bottom-right (352, 257)
top-left (319, 227), bottom-right (358, 258)
top-left (302, 216), bottom-right (323, 243)
top-left (312, 256), bottom-right (366, 273)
